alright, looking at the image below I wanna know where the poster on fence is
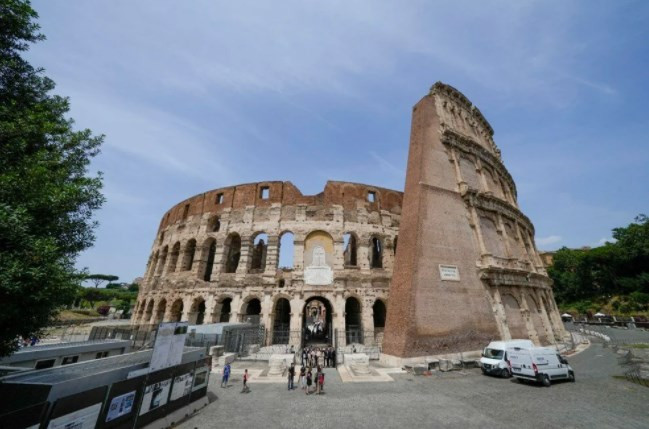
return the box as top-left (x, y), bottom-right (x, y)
top-left (105, 390), bottom-right (136, 422)
top-left (139, 379), bottom-right (171, 415)
top-left (150, 322), bottom-right (188, 372)
top-left (170, 372), bottom-right (193, 401)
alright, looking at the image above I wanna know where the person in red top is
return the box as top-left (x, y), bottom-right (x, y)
top-left (241, 369), bottom-right (250, 393)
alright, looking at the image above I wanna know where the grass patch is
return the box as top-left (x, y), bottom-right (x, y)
top-left (627, 343), bottom-right (649, 349)
top-left (57, 309), bottom-right (101, 320)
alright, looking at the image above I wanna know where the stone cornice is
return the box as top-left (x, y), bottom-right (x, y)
top-left (442, 130), bottom-right (516, 199)
top-left (463, 190), bottom-right (535, 236)
top-left (430, 82), bottom-right (494, 137)
top-left (479, 268), bottom-right (551, 289)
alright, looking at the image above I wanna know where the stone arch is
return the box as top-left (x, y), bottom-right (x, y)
top-left (224, 233), bottom-right (242, 273)
top-left (157, 246), bottom-right (168, 275)
top-left (373, 299), bottom-right (387, 330)
top-left (304, 230), bottom-right (334, 267)
top-left (154, 298), bottom-right (166, 323)
top-left (169, 298), bottom-right (184, 322)
top-left (168, 242), bottom-right (181, 273)
top-left (479, 214), bottom-right (507, 258)
top-left (345, 296), bottom-right (363, 344)
top-left (459, 154), bottom-right (480, 190)
top-left (370, 236), bottom-right (383, 269)
top-left (343, 232), bottom-right (358, 267)
top-left (189, 296), bottom-right (206, 325)
top-left (501, 293), bottom-right (528, 339)
top-left (181, 239), bottom-right (197, 271)
top-left (144, 299), bottom-right (154, 323)
top-left (526, 293), bottom-right (549, 345)
top-left (540, 294), bottom-right (559, 341)
top-left (278, 231), bottom-right (294, 269)
top-left (394, 236), bottom-right (398, 255)
top-left (241, 296), bottom-right (261, 324)
top-left (272, 297), bottom-right (292, 344)
top-left (201, 238), bottom-right (217, 281)
top-left (303, 296), bottom-right (333, 346)
top-left (250, 232), bottom-right (269, 272)
top-left (208, 215), bottom-right (221, 232)
top-left (215, 295), bottom-right (233, 323)
top-left (148, 251), bottom-right (158, 278)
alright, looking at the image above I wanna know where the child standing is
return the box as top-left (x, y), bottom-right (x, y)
top-left (241, 369), bottom-right (250, 393)
top-left (306, 368), bottom-right (312, 395)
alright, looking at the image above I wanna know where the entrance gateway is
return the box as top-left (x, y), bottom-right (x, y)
top-left (302, 296), bottom-right (332, 346)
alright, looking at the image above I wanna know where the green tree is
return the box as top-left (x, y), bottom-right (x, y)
top-left (0, 1), bottom-right (104, 356)
top-left (85, 274), bottom-right (118, 288)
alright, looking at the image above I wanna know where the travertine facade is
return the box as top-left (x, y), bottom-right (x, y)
top-left (382, 82), bottom-right (567, 359)
top-left (134, 82), bottom-right (566, 353)
top-left (133, 181), bottom-right (400, 347)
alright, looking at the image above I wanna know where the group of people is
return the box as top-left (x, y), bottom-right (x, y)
top-left (301, 346), bottom-right (336, 368)
top-left (288, 362), bottom-right (325, 395)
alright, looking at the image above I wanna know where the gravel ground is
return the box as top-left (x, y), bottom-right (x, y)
top-left (177, 333), bottom-right (649, 429)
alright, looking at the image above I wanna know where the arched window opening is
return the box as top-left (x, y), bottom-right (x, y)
top-left (273, 298), bottom-right (291, 344)
top-left (170, 299), bottom-right (184, 322)
top-left (203, 240), bottom-right (217, 281)
top-left (278, 232), bottom-right (294, 269)
top-left (373, 300), bottom-right (387, 329)
top-left (278, 279), bottom-right (285, 288)
top-left (393, 236), bottom-right (398, 256)
top-left (155, 299), bottom-right (166, 323)
top-left (169, 242), bottom-right (181, 273)
top-left (343, 233), bottom-right (357, 266)
top-left (225, 234), bottom-right (241, 273)
top-left (345, 297), bottom-right (363, 344)
top-left (243, 298), bottom-right (261, 324)
top-left (149, 251), bottom-right (159, 278)
top-left (250, 233), bottom-right (268, 271)
top-left (370, 237), bottom-right (383, 269)
top-left (191, 298), bottom-right (206, 325)
top-left (209, 216), bottom-right (221, 232)
top-left (157, 246), bottom-right (168, 275)
top-left (219, 298), bottom-right (232, 323)
top-left (182, 239), bottom-right (196, 271)
top-left (144, 300), bottom-right (154, 322)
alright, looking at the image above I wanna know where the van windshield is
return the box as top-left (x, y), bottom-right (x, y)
top-left (484, 348), bottom-right (504, 359)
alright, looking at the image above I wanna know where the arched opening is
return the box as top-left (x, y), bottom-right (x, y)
top-left (272, 298), bottom-right (291, 344)
top-left (148, 252), bottom-right (158, 278)
top-left (343, 232), bottom-right (357, 266)
top-left (303, 297), bottom-right (332, 346)
top-left (157, 246), bottom-right (168, 275)
top-left (182, 239), bottom-right (196, 271)
top-left (208, 215), bottom-right (221, 232)
top-left (373, 300), bottom-right (386, 329)
top-left (527, 294), bottom-right (549, 345)
top-left (190, 298), bottom-right (206, 325)
top-left (224, 233), bottom-right (241, 273)
top-left (154, 299), bottom-right (166, 324)
top-left (169, 242), bottom-right (181, 273)
top-left (278, 231), bottom-right (294, 269)
top-left (370, 237), bottom-right (383, 269)
top-left (250, 232), bottom-right (268, 271)
top-left (203, 239), bottom-right (217, 281)
top-left (345, 297), bottom-right (363, 344)
top-left (218, 297), bottom-right (232, 323)
top-left (242, 298), bottom-right (261, 324)
top-left (170, 299), bottom-right (184, 322)
top-left (393, 236), bottom-right (398, 256)
top-left (502, 294), bottom-right (528, 339)
top-left (144, 300), bottom-right (154, 323)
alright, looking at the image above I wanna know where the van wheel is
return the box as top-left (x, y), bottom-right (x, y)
top-left (541, 375), bottom-right (551, 387)
top-left (500, 368), bottom-right (510, 378)
top-left (568, 371), bottom-right (575, 382)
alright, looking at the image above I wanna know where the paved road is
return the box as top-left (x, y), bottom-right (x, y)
top-left (178, 341), bottom-right (649, 429)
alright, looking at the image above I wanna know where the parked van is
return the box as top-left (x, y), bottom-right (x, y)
top-left (480, 340), bottom-right (533, 377)
top-left (507, 346), bottom-right (575, 386)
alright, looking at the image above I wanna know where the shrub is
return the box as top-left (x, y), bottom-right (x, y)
top-left (96, 305), bottom-right (111, 316)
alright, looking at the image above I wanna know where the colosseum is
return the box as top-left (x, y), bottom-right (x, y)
top-left (133, 82), bottom-right (567, 355)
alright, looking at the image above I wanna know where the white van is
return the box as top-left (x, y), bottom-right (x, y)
top-left (507, 346), bottom-right (575, 386)
top-left (480, 340), bottom-right (533, 377)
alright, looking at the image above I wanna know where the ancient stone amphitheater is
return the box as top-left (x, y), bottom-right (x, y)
top-left (134, 82), bottom-right (567, 354)
top-left (133, 180), bottom-right (401, 347)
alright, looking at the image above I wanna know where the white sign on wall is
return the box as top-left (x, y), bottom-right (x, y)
top-left (439, 264), bottom-right (460, 281)
top-left (150, 322), bottom-right (188, 372)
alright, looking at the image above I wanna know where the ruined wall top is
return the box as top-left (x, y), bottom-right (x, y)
top-left (158, 180), bottom-right (403, 232)
top-left (429, 82), bottom-right (502, 159)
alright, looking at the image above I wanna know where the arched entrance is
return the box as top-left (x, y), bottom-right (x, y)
top-left (242, 298), bottom-right (261, 324)
top-left (345, 297), bottom-right (363, 344)
top-left (303, 297), bottom-right (332, 346)
top-left (272, 298), bottom-right (291, 344)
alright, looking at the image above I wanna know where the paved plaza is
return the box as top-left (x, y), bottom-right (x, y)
top-left (177, 329), bottom-right (649, 429)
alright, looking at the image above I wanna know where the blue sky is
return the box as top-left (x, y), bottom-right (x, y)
top-left (27, 1), bottom-right (649, 283)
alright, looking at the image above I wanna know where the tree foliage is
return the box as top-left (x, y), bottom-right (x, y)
top-left (0, 1), bottom-right (105, 356)
top-left (549, 215), bottom-right (649, 313)
top-left (85, 273), bottom-right (119, 288)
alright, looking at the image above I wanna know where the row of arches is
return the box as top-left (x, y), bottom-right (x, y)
top-left (134, 294), bottom-right (388, 346)
top-left (146, 230), bottom-right (398, 284)
top-left (499, 290), bottom-right (559, 345)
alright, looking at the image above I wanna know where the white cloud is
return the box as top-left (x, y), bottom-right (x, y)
top-left (536, 235), bottom-right (563, 247)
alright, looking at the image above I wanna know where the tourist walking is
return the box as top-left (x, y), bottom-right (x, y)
top-left (325, 347), bottom-right (331, 367)
top-left (306, 368), bottom-right (313, 395)
top-left (315, 365), bottom-right (323, 395)
top-left (331, 347), bottom-right (336, 367)
top-left (301, 348), bottom-right (308, 367)
top-left (221, 363), bottom-right (231, 388)
top-left (288, 363), bottom-right (295, 391)
top-left (242, 369), bottom-right (250, 393)
top-left (318, 367), bottom-right (325, 393)
top-left (299, 366), bottom-right (306, 391)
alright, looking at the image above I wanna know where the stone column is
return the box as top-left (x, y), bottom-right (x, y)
top-left (181, 296), bottom-right (193, 322)
top-left (362, 296), bottom-right (375, 346)
top-left (358, 237), bottom-right (371, 271)
top-left (475, 158), bottom-right (490, 194)
top-left (261, 293), bottom-right (273, 345)
top-left (293, 235), bottom-right (305, 271)
top-left (333, 293), bottom-right (346, 347)
top-left (333, 237), bottom-right (345, 271)
top-left (519, 293), bottom-right (540, 345)
top-left (469, 205), bottom-right (489, 256)
top-left (264, 235), bottom-right (280, 275)
top-left (535, 289), bottom-right (556, 344)
top-left (496, 213), bottom-right (513, 258)
top-left (492, 288), bottom-right (511, 341)
top-left (289, 297), bottom-right (304, 348)
top-left (205, 295), bottom-right (218, 324)
top-left (230, 294), bottom-right (242, 323)
top-left (236, 235), bottom-right (252, 275)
